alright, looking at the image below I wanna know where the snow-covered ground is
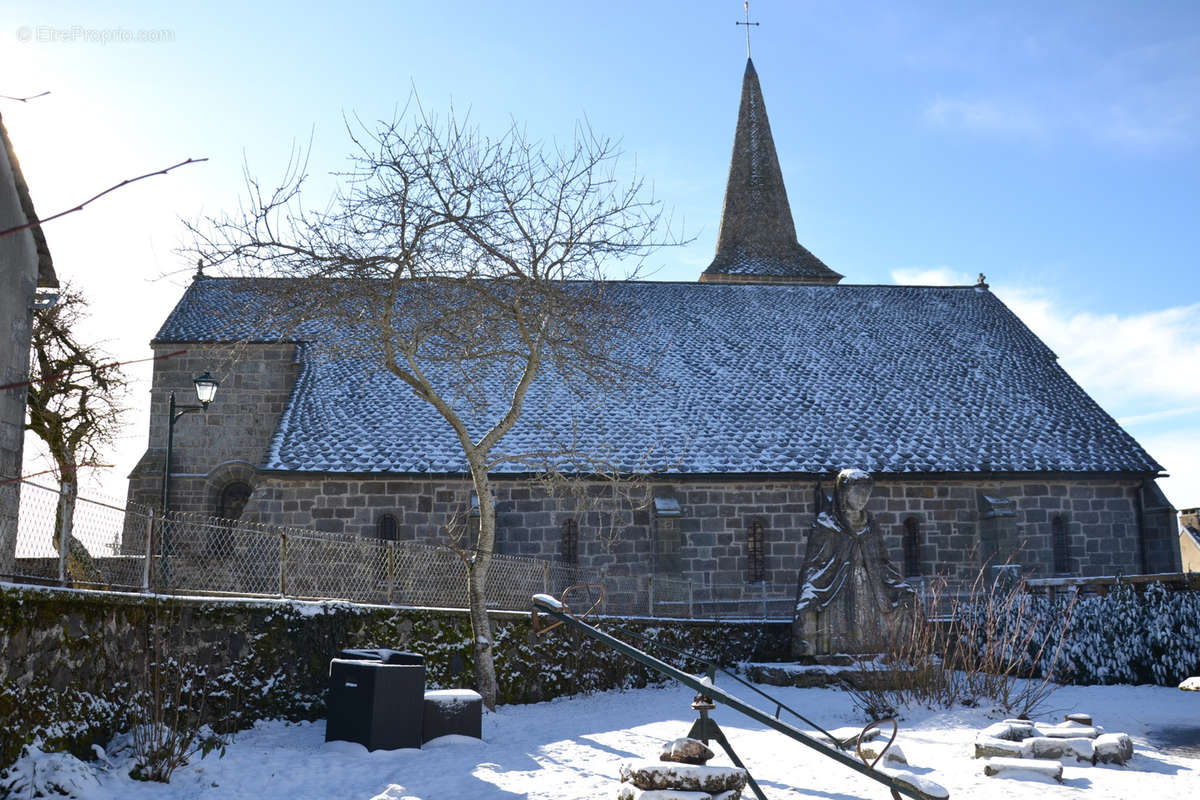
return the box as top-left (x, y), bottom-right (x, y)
top-left (14, 681), bottom-right (1199, 799)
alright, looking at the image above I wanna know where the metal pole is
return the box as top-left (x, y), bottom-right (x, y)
top-left (386, 540), bottom-right (396, 604)
top-left (160, 391), bottom-right (176, 589)
top-left (278, 532), bottom-right (287, 597)
top-left (600, 565), bottom-right (608, 614)
top-left (687, 578), bottom-right (694, 619)
top-left (142, 509), bottom-right (154, 591)
top-left (647, 575), bottom-right (655, 617)
top-left (530, 596), bottom-right (944, 800)
top-left (761, 580), bottom-right (768, 620)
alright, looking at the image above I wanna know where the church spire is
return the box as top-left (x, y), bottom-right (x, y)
top-left (700, 59), bottom-right (843, 285)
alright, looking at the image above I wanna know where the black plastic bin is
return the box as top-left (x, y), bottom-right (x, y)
top-left (325, 649), bottom-right (425, 751)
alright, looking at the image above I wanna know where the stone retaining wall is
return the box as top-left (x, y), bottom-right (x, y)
top-left (0, 583), bottom-right (790, 769)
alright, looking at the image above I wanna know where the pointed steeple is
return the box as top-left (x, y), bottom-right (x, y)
top-left (700, 59), bottom-right (842, 285)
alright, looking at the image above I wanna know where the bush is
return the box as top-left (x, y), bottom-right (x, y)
top-left (1051, 581), bottom-right (1200, 686)
top-left (844, 578), bottom-right (1200, 720)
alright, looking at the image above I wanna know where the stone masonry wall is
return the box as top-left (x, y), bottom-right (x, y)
top-left (126, 343), bottom-right (1163, 590)
top-left (126, 342), bottom-right (299, 513)
top-left (226, 474), bottom-right (1151, 590)
top-left (0, 583), bottom-right (790, 769)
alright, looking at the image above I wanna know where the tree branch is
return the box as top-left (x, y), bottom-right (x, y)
top-left (0, 157), bottom-right (208, 238)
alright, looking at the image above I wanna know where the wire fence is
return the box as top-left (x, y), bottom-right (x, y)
top-left (2, 477), bottom-right (796, 619)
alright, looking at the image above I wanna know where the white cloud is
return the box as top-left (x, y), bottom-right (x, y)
top-left (891, 268), bottom-right (1200, 505)
top-left (890, 266), bottom-right (974, 286)
top-left (922, 36), bottom-right (1200, 153)
top-left (998, 289), bottom-right (1200, 407)
top-left (923, 97), bottom-right (1046, 139)
top-left (1133, 427), bottom-right (1200, 508)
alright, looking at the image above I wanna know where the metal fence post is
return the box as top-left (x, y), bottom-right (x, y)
top-left (687, 578), bottom-right (694, 619)
top-left (542, 561), bottom-right (550, 595)
top-left (647, 575), bottom-right (655, 617)
top-left (142, 510), bottom-right (155, 591)
top-left (278, 532), bottom-right (287, 597)
top-left (761, 580), bottom-right (768, 620)
top-left (386, 541), bottom-right (395, 604)
top-left (600, 565), bottom-right (608, 614)
top-left (56, 482), bottom-right (72, 585)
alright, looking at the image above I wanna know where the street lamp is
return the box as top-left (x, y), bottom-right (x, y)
top-left (159, 371), bottom-right (218, 588)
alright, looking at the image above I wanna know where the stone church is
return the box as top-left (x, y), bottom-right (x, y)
top-left (127, 58), bottom-right (1180, 593)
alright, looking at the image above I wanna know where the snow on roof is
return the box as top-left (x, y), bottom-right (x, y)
top-left (154, 278), bottom-right (1162, 477)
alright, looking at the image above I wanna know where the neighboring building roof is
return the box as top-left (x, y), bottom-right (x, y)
top-left (154, 278), bottom-right (1162, 477)
top-left (701, 59), bottom-right (843, 285)
top-left (0, 113), bottom-right (57, 289)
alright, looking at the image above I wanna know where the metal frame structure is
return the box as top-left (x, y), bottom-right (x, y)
top-left (530, 593), bottom-right (948, 800)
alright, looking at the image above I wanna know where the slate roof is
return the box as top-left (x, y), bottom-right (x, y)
top-left (155, 278), bottom-right (1162, 476)
top-left (701, 59), bottom-right (843, 285)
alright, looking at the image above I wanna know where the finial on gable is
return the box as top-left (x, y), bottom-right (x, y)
top-left (194, 258), bottom-right (206, 281)
top-left (976, 273), bottom-right (989, 291)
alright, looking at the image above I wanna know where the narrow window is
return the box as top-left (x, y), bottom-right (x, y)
top-left (1052, 514), bottom-right (1070, 574)
top-left (561, 518), bottom-right (579, 563)
top-left (653, 495), bottom-right (682, 575)
top-left (747, 519), bottom-right (766, 582)
top-left (377, 514), bottom-right (398, 542)
top-left (903, 517), bottom-right (921, 577)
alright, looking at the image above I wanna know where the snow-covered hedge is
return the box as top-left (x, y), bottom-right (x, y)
top-left (0, 584), bottom-right (789, 772)
top-left (957, 581), bottom-right (1200, 686)
top-left (1047, 581), bottom-right (1200, 685)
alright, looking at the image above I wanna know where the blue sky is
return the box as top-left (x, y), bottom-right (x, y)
top-left (3, 1), bottom-right (1197, 506)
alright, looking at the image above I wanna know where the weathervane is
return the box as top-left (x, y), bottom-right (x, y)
top-left (736, 1), bottom-right (760, 58)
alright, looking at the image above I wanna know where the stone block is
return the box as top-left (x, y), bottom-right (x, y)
top-left (660, 737), bottom-right (714, 765)
top-left (1093, 733), bottom-right (1134, 765)
top-left (422, 689), bottom-right (482, 742)
top-left (619, 760), bottom-right (747, 794)
top-left (879, 767), bottom-right (949, 799)
top-left (857, 741), bottom-right (907, 765)
top-left (982, 757), bottom-right (1063, 782)
top-left (616, 786), bottom-right (721, 800)
top-left (1029, 736), bottom-right (1094, 763)
top-left (974, 737), bottom-right (1030, 759)
top-left (1034, 722), bottom-right (1100, 739)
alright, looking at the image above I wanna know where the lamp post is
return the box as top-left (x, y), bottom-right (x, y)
top-left (159, 371), bottom-right (218, 588)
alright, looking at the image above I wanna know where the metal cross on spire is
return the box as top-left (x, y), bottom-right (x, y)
top-left (736, 1), bottom-right (760, 58)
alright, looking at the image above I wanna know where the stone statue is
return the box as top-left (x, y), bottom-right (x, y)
top-left (792, 469), bottom-right (913, 657)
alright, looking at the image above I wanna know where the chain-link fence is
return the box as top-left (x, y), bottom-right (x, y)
top-left (2, 477), bottom-right (795, 619)
top-left (4, 477), bottom-right (149, 590)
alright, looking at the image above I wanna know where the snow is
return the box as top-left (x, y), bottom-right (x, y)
top-left (424, 689), bottom-right (481, 708)
top-left (8, 681), bottom-right (1199, 799)
top-left (532, 593), bottom-right (563, 611)
top-left (1180, 676), bottom-right (1200, 691)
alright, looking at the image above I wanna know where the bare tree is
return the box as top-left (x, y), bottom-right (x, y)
top-left (26, 283), bottom-right (127, 584)
top-left (189, 106), bottom-right (676, 708)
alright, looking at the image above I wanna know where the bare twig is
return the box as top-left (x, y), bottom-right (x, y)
top-left (0, 349), bottom-right (186, 391)
top-left (0, 157), bottom-right (208, 238)
top-left (0, 90), bottom-right (51, 103)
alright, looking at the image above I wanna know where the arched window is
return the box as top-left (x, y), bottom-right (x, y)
top-left (377, 514), bottom-right (398, 541)
top-left (747, 519), bottom-right (766, 582)
top-left (217, 482), bottom-right (252, 521)
top-left (1052, 515), bottom-right (1070, 574)
top-left (561, 518), bottom-right (579, 563)
top-left (903, 517), bottom-right (921, 577)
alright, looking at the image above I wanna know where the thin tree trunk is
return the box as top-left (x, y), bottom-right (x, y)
top-left (467, 462), bottom-right (499, 710)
